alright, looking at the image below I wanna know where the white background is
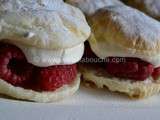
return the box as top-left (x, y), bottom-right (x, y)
top-left (0, 86), bottom-right (160, 120)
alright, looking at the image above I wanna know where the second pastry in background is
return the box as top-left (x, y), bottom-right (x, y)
top-left (66, 0), bottom-right (160, 98)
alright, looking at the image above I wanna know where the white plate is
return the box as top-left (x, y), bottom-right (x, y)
top-left (0, 85), bottom-right (159, 120)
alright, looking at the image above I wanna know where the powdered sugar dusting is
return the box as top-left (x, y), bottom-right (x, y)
top-left (109, 5), bottom-right (160, 49)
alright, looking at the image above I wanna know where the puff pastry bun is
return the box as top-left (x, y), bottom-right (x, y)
top-left (67, 0), bottom-right (160, 98)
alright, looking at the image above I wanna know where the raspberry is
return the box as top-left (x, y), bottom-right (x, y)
top-left (119, 64), bottom-right (153, 80)
top-left (0, 43), bottom-right (34, 86)
top-left (106, 57), bottom-right (154, 81)
top-left (152, 67), bottom-right (160, 80)
top-left (0, 43), bottom-right (78, 91)
top-left (36, 64), bottom-right (77, 91)
top-left (106, 62), bottom-right (139, 74)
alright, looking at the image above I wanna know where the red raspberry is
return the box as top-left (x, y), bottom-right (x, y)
top-left (152, 67), bottom-right (160, 80)
top-left (106, 62), bottom-right (139, 74)
top-left (0, 43), bottom-right (34, 86)
top-left (123, 64), bottom-right (154, 80)
top-left (36, 64), bottom-right (77, 91)
top-left (106, 57), bottom-right (154, 81)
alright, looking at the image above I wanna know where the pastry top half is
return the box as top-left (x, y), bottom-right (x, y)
top-left (87, 5), bottom-right (160, 67)
top-left (0, 0), bottom-right (91, 50)
top-left (0, 0), bottom-right (91, 67)
top-left (89, 5), bottom-right (160, 53)
top-left (121, 0), bottom-right (160, 20)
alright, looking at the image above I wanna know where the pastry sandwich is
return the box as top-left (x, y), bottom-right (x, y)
top-left (67, 0), bottom-right (160, 98)
top-left (0, 0), bottom-right (90, 102)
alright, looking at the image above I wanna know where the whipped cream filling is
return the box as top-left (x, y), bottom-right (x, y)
top-left (15, 43), bottom-right (84, 67)
top-left (89, 41), bottom-right (160, 67)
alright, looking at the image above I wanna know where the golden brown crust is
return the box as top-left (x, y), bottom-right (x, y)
top-left (79, 65), bottom-right (160, 99)
top-left (88, 5), bottom-right (160, 55)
